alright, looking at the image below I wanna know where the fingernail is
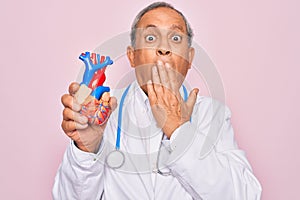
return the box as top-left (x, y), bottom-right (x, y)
top-left (101, 92), bottom-right (110, 101)
top-left (147, 80), bottom-right (152, 84)
top-left (157, 60), bottom-right (163, 66)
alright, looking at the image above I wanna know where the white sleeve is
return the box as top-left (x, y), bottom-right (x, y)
top-left (52, 140), bottom-right (105, 200)
top-left (163, 106), bottom-right (262, 200)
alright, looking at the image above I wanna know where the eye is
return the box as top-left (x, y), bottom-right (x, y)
top-left (145, 35), bottom-right (156, 42)
top-left (171, 35), bottom-right (182, 42)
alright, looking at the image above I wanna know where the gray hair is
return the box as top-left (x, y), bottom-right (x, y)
top-left (130, 2), bottom-right (194, 47)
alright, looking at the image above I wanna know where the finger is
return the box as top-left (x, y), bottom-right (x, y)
top-left (185, 88), bottom-right (199, 112)
top-left (61, 94), bottom-right (81, 112)
top-left (61, 120), bottom-right (88, 133)
top-left (63, 107), bottom-right (88, 124)
top-left (165, 63), bottom-right (181, 99)
top-left (157, 61), bottom-right (171, 90)
top-left (147, 80), bottom-right (158, 106)
top-left (152, 66), bottom-right (163, 95)
top-left (69, 82), bottom-right (80, 96)
top-left (64, 130), bottom-right (77, 138)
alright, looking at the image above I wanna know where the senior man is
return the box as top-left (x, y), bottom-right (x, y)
top-left (53, 2), bottom-right (262, 199)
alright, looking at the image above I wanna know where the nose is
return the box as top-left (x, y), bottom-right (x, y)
top-left (156, 49), bottom-right (171, 56)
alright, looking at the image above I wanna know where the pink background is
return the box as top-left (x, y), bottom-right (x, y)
top-left (1, 0), bottom-right (299, 199)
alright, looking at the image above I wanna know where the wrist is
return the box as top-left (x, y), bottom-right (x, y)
top-left (163, 122), bottom-right (180, 139)
top-left (163, 117), bottom-right (189, 138)
top-left (74, 139), bottom-right (102, 154)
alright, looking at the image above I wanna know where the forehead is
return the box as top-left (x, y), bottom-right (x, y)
top-left (136, 7), bottom-right (187, 33)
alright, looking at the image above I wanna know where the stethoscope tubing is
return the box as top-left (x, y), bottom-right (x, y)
top-left (115, 84), bottom-right (188, 150)
top-left (115, 84), bottom-right (131, 150)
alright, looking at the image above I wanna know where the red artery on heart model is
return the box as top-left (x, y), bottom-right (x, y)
top-left (87, 53), bottom-right (106, 89)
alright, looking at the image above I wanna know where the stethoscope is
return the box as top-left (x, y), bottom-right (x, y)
top-left (106, 84), bottom-right (189, 171)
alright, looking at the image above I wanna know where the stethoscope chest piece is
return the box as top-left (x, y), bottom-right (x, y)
top-left (106, 150), bottom-right (125, 169)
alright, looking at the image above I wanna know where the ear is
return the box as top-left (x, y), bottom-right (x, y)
top-left (187, 47), bottom-right (195, 69)
top-left (127, 46), bottom-right (135, 68)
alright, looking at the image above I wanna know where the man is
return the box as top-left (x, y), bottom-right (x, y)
top-left (53, 2), bottom-right (262, 199)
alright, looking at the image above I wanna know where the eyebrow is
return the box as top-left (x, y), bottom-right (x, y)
top-left (145, 24), bottom-right (157, 29)
top-left (170, 24), bottom-right (184, 32)
top-left (144, 24), bottom-right (185, 32)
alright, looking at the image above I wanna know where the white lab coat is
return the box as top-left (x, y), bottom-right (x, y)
top-left (53, 81), bottom-right (262, 200)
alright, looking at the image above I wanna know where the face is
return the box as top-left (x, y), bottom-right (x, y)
top-left (127, 7), bottom-right (194, 92)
